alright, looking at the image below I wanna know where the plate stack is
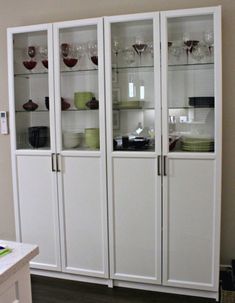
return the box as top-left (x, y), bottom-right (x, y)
top-left (181, 136), bottom-right (214, 152)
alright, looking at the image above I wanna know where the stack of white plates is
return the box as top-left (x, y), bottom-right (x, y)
top-left (181, 136), bottom-right (214, 152)
top-left (63, 131), bottom-right (82, 149)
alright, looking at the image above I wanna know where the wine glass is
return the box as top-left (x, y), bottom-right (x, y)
top-left (132, 36), bottom-right (147, 65)
top-left (87, 41), bottom-right (98, 67)
top-left (38, 46), bottom-right (48, 69)
top-left (62, 44), bottom-right (79, 69)
top-left (203, 30), bottom-right (214, 55)
top-left (147, 41), bottom-right (154, 58)
top-left (183, 33), bottom-right (199, 63)
top-left (22, 46), bottom-right (37, 71)
top-left (169, 41), bottom-right (183, 61)
top-left (112, 37), bottom-right (122, 66)
top-left (122, 47), bottom-right (135, 66)
top-left (191, 42), bottom-right (209, 62)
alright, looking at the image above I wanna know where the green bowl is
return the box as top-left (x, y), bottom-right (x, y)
top-left (74, 92), bottom-right (94, 110)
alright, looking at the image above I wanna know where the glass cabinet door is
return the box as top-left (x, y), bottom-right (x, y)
top-left (164, 13), bottom-right (215, 153)
top-left (107, 16), bottom-right (158, 152)
top-left (54, 21), bottom-right (102, 151)
top-left (11, 26), bottom-right (53, 150)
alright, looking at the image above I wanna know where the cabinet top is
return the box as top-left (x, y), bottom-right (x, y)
top-left (0, 240), bottom-right (39, 284)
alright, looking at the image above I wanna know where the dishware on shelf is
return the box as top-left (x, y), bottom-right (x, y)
top-left (45, 96), bottom-right (70, 110)
top-left (28, 126), bottom-right (49, 148)
top-left (22, 60), bottom-right (37, 70)
top-left (191, 42), bottom-right (209, 61)
top-left (63, 131), bottom-right (81, 149)
top-left (61, 43), bottom-right (70, 57)
top-left (181, 136), bottom-right (214, 152)
top-left (86, 97), bottom-right (99, 109)
top-left (74, 92), bottom-right (94, 109)
top-left (188, 96), bottom-right (214, 108)
top-left (85, 128), bottom-right (99, 149)
top-left (22, 99), bottom-right (38, 111)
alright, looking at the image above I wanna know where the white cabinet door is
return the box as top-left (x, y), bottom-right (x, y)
top-left (58, 156), bottom-right (108, 277)
top-left (162, 158), bottom-right (220, 290)
top-left (108, 157), bottom-right (161, 283)
top-left (161, 6), bottom-right (222, 291)
top-left (53, 18), bottom-right (108, 278)
top-left (16, 155), bottom-right (61, 270)
top-left (105, 12), bottom-right (162, 285)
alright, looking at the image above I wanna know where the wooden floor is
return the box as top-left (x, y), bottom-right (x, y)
top-left (31, 275), bottom-right (215, 303)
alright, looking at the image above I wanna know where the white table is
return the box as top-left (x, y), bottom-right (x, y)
top-left (0, 241), bottom-right (39, 303)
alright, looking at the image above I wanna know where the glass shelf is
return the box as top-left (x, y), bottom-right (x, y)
top-left (168, 62), bottom-right (214, 71)
top-left (14, 67), bottom-right (98, 78)
top-left (112, 62), bottom-right (214, 72)
top-left (15, 108), bottom-right (99, 113)
top-left (169, 106), bottom-right (214, 109)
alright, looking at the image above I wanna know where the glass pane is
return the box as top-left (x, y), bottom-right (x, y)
top-left (59, 25), bottom-right (100, 151)
top-left (14, 31), bottom-right (50, 150)
top-left (167, 15), bottom-right (215, 152)
top-left (111, 20), bottom-right (155, 151)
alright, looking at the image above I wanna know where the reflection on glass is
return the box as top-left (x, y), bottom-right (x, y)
top-left (167, 15), bottom-right (215, 152)
top-left (59, 25), bottom-right (100, 151)
top-left (111, 19), bottom-right (155, 152)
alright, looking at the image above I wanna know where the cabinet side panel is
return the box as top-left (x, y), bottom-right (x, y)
top-left (62, 157), bottom-right (105, 276)
top-left (16, 155), bottom-right (60, 270)
top-left (112, 157), bottom-right (159, 282)
top-left (164, 158), bottom-right (215, 288)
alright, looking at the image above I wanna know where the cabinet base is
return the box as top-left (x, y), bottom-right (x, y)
top-left (30, 269), bottom-right (218, 301)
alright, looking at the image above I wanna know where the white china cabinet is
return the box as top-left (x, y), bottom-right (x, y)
top-left (105, 6), bottom-right (221, 299)
top-left (7, 18), bottom-right (109, 278)
top-left (8, 5), bottom-right (221, 300)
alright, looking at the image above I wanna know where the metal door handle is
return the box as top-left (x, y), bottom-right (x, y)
top-left (51, 153), bottom-right (56, 172)
top-left (163, 155), bottom-right (167, 176)
top-left (157, 155), bottom-right (161, 176)
top-left (56, 153), bottom-right (61, 172)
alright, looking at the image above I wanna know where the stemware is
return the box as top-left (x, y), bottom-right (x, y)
top-left (122, 47), bottom-right (135, 66)
top-left (132, 36), bottom-right (147, 65)
top-left (169, 41), bottom-right (183, 61)
top-left (147, 41), bottom-right (154, 58)
top-left (62, 44), bottom-right (79, 69)
top-left (22, 46), bottom-right (37, 71)
top-left (191, 42), bottom-right (209, 62)
top-left (38, 46), bottom-right (48, 69)
top-left (112, 37), bottom-right (122, 66)
top-left (203, 30), bottom-right (214, 55)
top-left (183, 32), bottom-right (199, 63)
top-left (87, 41), bottom-right (98, 66)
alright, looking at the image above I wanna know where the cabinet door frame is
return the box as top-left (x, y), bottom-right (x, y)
top-left (160, 6), bottom-right (222, 291)
top-left (53, 17), bottom-right (109, 278)
top-left (104, 11), bottom-right (162, 284)
top-left (7, 23), bottom-right (61, 271)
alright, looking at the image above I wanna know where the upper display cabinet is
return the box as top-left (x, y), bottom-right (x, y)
top-left (8, 24), bottom-right (54, 151)
top-left (8, 19), bottom-right (105, 153)
top-left (161, 7), bottom-right (221, 154)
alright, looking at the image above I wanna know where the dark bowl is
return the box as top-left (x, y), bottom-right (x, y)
top-left (23, 60), bottom-right (37, 70)
top-left (28, 126), bottom-right (49, 148)
top-left (131, 137), bottom-right (149, 148)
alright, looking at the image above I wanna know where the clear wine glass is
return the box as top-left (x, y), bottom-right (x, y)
top-left (191, 42), bottom-right (209, 62)
top-left (169, 41), bottom-right (183, 61)
top-left (112, 37), bottom-right (122, 66)
top-left (203, 30), bottom-right (214, 56)
top-left (122, 47), bottom-right (135, 66)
